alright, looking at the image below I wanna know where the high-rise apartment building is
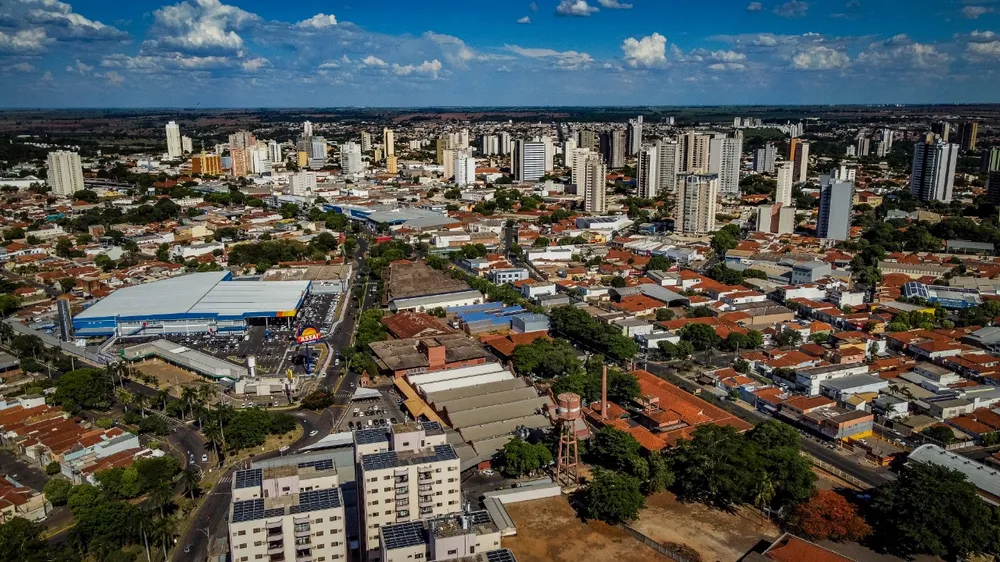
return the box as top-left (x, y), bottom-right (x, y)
top-left (383, 128), bottom-right (395, 158)
top-left (356, 422), bottom-right (462, 562)
top-left (46, 150), bottom-right (84, 196)
top-left (267, 140), bottom-right (282, 164)
top-left (599, 130), bottom-right (626, 169)
top-left (499, 132), bottom-right (512, 155)
top-left (656, 139), bottom-right (681, 196)
top-left (755, 204), bottom-right (796, 235)
top-left (708, 131), bottom-right (743, 196)
top-left (817, 175), bottom-right (854, 241)
top-left (790, 139), bottom-right (810, 183)
top-left (191, 152), bottom-right (221, 176)
top-left (229, 130), bottom-right (256, 150)
top-left (582, 152), bottom-right (607, 214)
top-left (165, 121), bottom-right (182, 158)
top-left (288, 171), bottom-right (317, 196)
top-left (454, 151), bottom-right (476, 186)
top-left (341, 142), bottom-right (363, 175)
top-left (228, 462), bottom-right (347, 562)
top-left (856, 137), bottom-right (871, 157)
top-left (910, 139), bottom-right (959, 203)
top-left (249, 146), bottom-right (271, 175)
top-left (303, 120), bottom-right (313, 138)
top-left (386, 155), bottom-right (398, 174)
top-left (481, 135), bottom-right (499, 156)
top-left (637, 144), bottom-right (659, 199)
top-left (361, 132), bottom-right (372, 152)
top-left (442, 149), bottom-right (456, 181)
top-left (181, 136), bottom-right (193, 154)
top-left (679, 132), bottom-right (710, 173)
top-left (627, 115), bottom-right (643, 156)
top-left (378, 512), bottom-right (514, 562)
top-left (987, 171), bottom-right (1000, 205)
top-left (436, 136), bottom-right (452, 165)
top-left (578, 130), bottom-right (598, 152)
top-left (228, 130), bottom-right (255, 176)
top-left (932, 121), bottom-right (952, 142)
top-left (675, 174), bottom-right (718, 234)
top-left (457, 129), bottom-right (469, 150)
top-left (982, 147), bottom-right (1000, 172)
top-left (775, 162), bottom-right (793, 207)
top-left (562, 138), bottom-right (577, 168)
top-left (570, 147), bottom-right (592, 191)
top-left (960, 121), bottom-right (979, 151)
top-left (753, 143), bottom-right (777, 173)
top-left (541, 136), bottom-right (555, 172)
top-left (513, 140), bottom-right (545, 182)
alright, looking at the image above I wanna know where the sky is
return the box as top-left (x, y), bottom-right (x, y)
top-left (1, 0), bottom-right (1000, 107)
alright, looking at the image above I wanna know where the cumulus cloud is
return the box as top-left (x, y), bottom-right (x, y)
top-left (517, 16), bottom-right (531, 23)
top-left (597, 0), bottom-right (633, 9)
top-left (362, 55), bottom-right (388, 67)
top-left (505, 44), bottom-right (594, 68)
top-left (747, 2), bottom-right (763, 11)
top-left (423, 31), bottom-right (484, 68)
top-left (149, 0), bottom-right (260, 52)
top-left (41, 70), bottom-right (52, 82)
top-left (10, 0), bottom-right (127, 41)
top-left (296, 13), bottom-right (337, 28)
top-left (622, 32), bottom-right (667, 67)
top-left (773, 0), bottom-right (809, 18)
top-left (857, 34), bottom-right (949, 68)
top-left (530, 2), bottom-right (538, 10)
top-left (0, 28), bottom-right (49, 53)
top-left (241, 57), bottom-right (268, 71)
top-left (963, 5), bottom-right (993, 19)
top-left (709, 62), bottom-right (746, 71)
top-left (65, 59), bottom-right (92, 73)
top-left (556, 0), bottom-right (599, 16)
top-left (392, 59), bottom-right (442, 78)
top-left (791, 45), bottom-right (850, 69)
top-left (966, 40), bottom-right (1000, 61)
top-left (104, 71), bottom-right (123, 85)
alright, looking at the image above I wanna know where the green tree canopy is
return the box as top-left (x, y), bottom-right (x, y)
top-left (53, 368), bottom-right (114, 413)
top-left (510, 338), bottom-right (582, 379)
top-left (579, 469), bottom-right (646, 524)
top-left (495, 438), bottom-right (553, 478)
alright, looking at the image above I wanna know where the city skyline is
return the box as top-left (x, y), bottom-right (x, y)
top-left (2, 0), bottom-right (1000, 107)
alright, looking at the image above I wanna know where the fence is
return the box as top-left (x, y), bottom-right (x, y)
top-left (617, 523), bottom-right (700, 562)
top-left (806, 456), bottom-right (870, 489)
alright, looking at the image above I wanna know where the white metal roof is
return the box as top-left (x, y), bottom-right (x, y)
top-left (406, 363), bottom-right (506, 386)
top-left (417, 371), bottom-right (513, 395)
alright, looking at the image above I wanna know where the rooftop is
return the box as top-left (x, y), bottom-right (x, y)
top-left (387, 260), bottom-right (472, 301)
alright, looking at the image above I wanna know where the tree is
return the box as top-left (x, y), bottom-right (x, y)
top-left (300, 390), bottom-right (334, 410)
top-left (45, 461), bottom-right (61, 475)
top-left (579, 469), bottom-right (645, 524)
top-left (921, 425), bottom-right (956, 444)
top-left (870, 462), bottom-right (997, 558)
top-left (0, 517), bottom-right (46, 562)
top-left (655, 308), bottom-right (675, 322)
top-left (57, 278), bottom-right (76, 294)
top-left (53, 368), bottom-right (114, 413)
top-left (609, 276), bottom-right (627, 288)
top-left (43, 478), bottom-right (72, 506)
top-left (155, 243), bottom-right (170, 262)
top-left (510, 339), bottom-right (582, 379)
top-left (495, 438), bottom-right (552, 478)
top-left (711, 224), bottom-right (741, 256)
top-left (678, 323), bottom-right (720, 351)
top-left (73, 189), bottom-right (99, 204)
top-left (790, 490), bottom-right (872, 542)
top-left (645, 255), bottom-right (672, 272)
top-left (180, 466), bottom-right (201, 500)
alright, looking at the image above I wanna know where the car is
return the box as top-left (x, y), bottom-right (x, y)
top-left (201, 454), bottom-right (208, 462)
top-left (309, 430), bottom-right (319, 437)
top-left (481, 469), bottom-right (495, 476)
top-left (279, 445), bottom-right (290, 452)
top-left (184, 544), bottom-right (193, 553)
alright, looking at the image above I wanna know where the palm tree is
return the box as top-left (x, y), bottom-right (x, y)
top-left (151, 510), bottom-right (177, 561)
top-left (137, 508), bottom-right (155, 562)
top-left (116, 388), bottom-right (134, 412)
top-left (180, 387), bottom-right (199, 421)
top-left (147, 482), bottom-right (173, 519)
top-left (198, 383), bottom-right (217, 406)
top-left (133, 392), bottom-right (149, 419)
top-left (155, 388), bottom-right (171, 412)
top-left (0, 322), bottom-right (14, 346)
top-left (753, 473), bottom-right (776, 521)
top-left (203, 422), bottom-right (222, 460)
top-left (181, 466), bottom-right (201, 499)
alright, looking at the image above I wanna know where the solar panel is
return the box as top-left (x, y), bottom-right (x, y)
top-left (361, 451), bottom-right (399, 471)
top-left (355, 428), bottom-right (389, 445)
top-left (381, 521), bottom-right (426, 550)
top-left (469, 510), bottom-right (492, 525)
top-left (232, 499), bottom-right (265, 523)
top-left (297, 459), bottom-right (334, 471)
top-left (486, 550), bottom-right (518, 562)
top-left (361, 445), bottom-right (459, 471)
top-left (234, 468), bottom-right (263, 490)
top-left (290, 488), bottom-right (342, 514)
top-left (263, 508), bottom-right (285, 519)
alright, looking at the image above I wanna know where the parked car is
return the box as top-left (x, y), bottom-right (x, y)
top-left (309, 430), bottom-right (319, 437)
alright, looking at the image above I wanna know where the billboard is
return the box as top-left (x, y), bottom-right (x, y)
top-left (296, 325), bottom-right (322, 344)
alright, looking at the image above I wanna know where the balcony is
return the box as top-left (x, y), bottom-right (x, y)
top-left (394, 475), bottom-right (408, 484)
top-left (267, 541), bottom-right (284, 555)
top-left (266, 520), bottom-right (283, 529)
top-left (418, 484), bottom-right (432, 492)
top-left (268, 528), bottom-right (284, 538)
top-left (269, 555), bottom-right (286, 562)
top-left (419, 507), bottom-right (433, 516)
top-left (394, 486), bottom-right (408, 496)
top-left (418, 474), bottom-right (433, 483)
top-left (419, 496), bottom-right (434, 508)
top-left (294, 537), bottom-right (311, 547)
top-left (396, 509), bottom-right (410, 520)
top-left (396, 498), bottom-right (409, 507)
top-left (295, 549), bottom-right (312, 562)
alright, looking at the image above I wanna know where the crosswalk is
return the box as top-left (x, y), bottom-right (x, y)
top-left (218, 476), bottom-right (232, 485)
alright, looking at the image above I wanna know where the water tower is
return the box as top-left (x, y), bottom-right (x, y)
top-left (555, 392), bottom-right (581, 485)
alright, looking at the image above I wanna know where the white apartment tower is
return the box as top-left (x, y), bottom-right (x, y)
top-left (361, 132), bottom-right (372, 152)
top-left (229, 463), bottom-right (348, 562)
top-left (675, 174), bottom-right (719, 234)
top-left (303, 120), bottom-right (314, 138)
top-left (356, 422), bottom-right (462, 562)
top-left (513, 140), bottom-right (545, 182)
top-left (288, 171), bottom-right (317, 196)
top-left (709, 131), bottom-right (743, 197)
top-left (454, 151), bottom-right (476, 187)
top-left (775, 161), bottom-right (793, 207)
top-left (541, 136), bottom-right (554, 172)
top-left (268, 140), bottom-right (283, 164)
top-left (911, 139), bottom-right (959, 203)
top-left (181, 135), bottom-right (193, 154)
top-left (165, 121), bottom-right (182, 158)
top-left (46, 150), bottom-right (84, 197)
top-left (679, 132), bottom-right (710, 173)
top-left (499, 132), bottom-right (512, 155)
top-left (637, 144), bottom-right (659, 199)
top-left (656, 139), bottom-right (681, 196)
top-left (341, 142), bottom-right (364, 175)
top-left (628, 115), bottom-right (643, 155)
top-left (562, 138), bottom-right (577, 168)
top-left (570, 147), bottom-right (592, 190)
top-left (582, 152), bottom-right (607, 214)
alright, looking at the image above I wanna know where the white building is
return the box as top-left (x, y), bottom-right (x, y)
top-left (249, 146), bottom-right (271, 175)
top-left (289, 171), bottom-right (317, 196)
top-left (268, 140), bottom-right (283, 164)
top-left (454, 151), bottom-right (476, 187)
top-left (341, 142), bottom-right (364, 175)
top-left (675, 174), bottom-right (718, 234)
top-left (656, 139), bottom-right (681, 196)
top-left (582, 152), bottom-right (607, 214)
top-left (46, 150), bottom-right (84, 197)
top-left (383, 128), bottom-right (395, 157)
top-left (775, 161), bottom-right (793, 207)
top-left (181, 135), bottom-right (193, 154)
top-left (513, 140), bottom-right (545, 183)
top-left (709, 131), bottom-right (743, 197)
top-left (637, 144), bottom-right (659, 199)
top-left (911, 139), bottom-right (959, 203)
top-left (165, 121), bottom-right (182, 158)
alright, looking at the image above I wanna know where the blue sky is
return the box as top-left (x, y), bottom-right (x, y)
top-left (1, 0), bottom-right (999, 107)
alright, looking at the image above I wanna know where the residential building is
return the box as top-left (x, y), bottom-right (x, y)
top-left (679, 132), bottom-right (710, 173)
top-left (790, 139), bottom-right (810, 182)
top-left (988, 171), bottom-right (1000, 205)
top-left (582, 152), bottom-right (607, 214)
top-left (656, 139), bottom-right (681, 195)
top-left (267, 140), bottom-right (282, 163)
top-left (181, 135), bottom-right (193, 154)
top-left (386, 155), bottom-right (398, 174)
top-left (383, 128), bottom-right (395, 157)
top-left (637, 144), bottom-right (658, 198)
top-left (46, 150), bottom-right (84, 197)
top-left (817, 176), bottom-right (854, 241)
top-left (627, 115), bottom-right (643, 155)
top-left (454, 151), bottom-right (476, 187)
top-left (960, 121), bottom-right (979, 151)
top-left (910, 139), bottom-right (959, 203)
top-left (754, 143), bottom-right (777, 173)
top-left (578, 130), bottom-right (598, 151)
top-left (303, 120), bottom-right (314, 138)
top-left (361, 131), bottom-right (372, 152)
top-left (289, 172), bottom-right (317, 196)
top-left (561, 138), bottom-right (577, 168)
top-left (191, 152), bottom-right (221, 176)
top-left (599, 130), bottom-right (626, 169)
top-left (675, 174), bottom-right (718, 234)
top-left (795, 363), bottom-right (869, 396)
top-left (981, 147), bottom-right (1000, 172)
top-left (341, 142), bottom-right (363, 174)
top-left (356, 422), bottom-right (461, 562)
top-left (228, 463), bottom-right (348, 562)
top-left (513, 140), bottom-right (545, 182)
top-left (165, 121), bottom-right (182, 158)
top-left (378, 513), bottom-right (510, 562)
top-left (709, 131), bottom-right (743, 196)
top-left (775, 161), bottom-right (793, 207)
top-left (570, 147), bottom-right (592, 190)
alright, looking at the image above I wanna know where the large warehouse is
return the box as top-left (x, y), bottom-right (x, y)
top-left (73, 271), bottom-right (310, 337)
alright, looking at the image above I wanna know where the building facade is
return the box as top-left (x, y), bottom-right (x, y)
top-left (46, 151), bottom-right (84, 197)
top-left (910, 139), bottom-right (959, 203)
top-left (165, 121), bottom-right (182, 158)
top-left (817, 176), bottom-right (853, 241)
top-left (675, 174), bottom-right (718, 234)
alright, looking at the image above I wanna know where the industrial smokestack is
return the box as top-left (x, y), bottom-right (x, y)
top-left (601, 364), bottom-right (608, 420)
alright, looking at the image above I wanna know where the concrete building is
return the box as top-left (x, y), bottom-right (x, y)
top-left (578, 130), bottom-right (598, 151)
top-left (454, 151), bottom-right (476, 187)
top-left (960, 121), bottom-right (979, 151)
top-left (656, 139), bottom-right (681, 195)
top-left (755, 204), bottom-right (795, 235)
top-left (795, 363), bottom-right (869, 396)
top-left (165, 121), bottom-right (182, 158)
top-left (361, 131), bottom-right (372, 152)
top-left (775, 161), bottom-right (793, 207)
top-left (383, 128), bottom-right (395, 157)
top-left (386, 155), bottom-right (398, 174)
top-left (46, 151), bottom-right (84, 197)
top-left (599, 130), bottom-right (626, 169)
top-left (982, 147), bottom-right (1000, 173)
top-left (911, 139), bottom-right (959, 203)
top-left (268, 140), bottom-right (282, 163)
top-left (513, 140), bottom-right (545, 183)
top-left (379, 512), bottom-right (508, 562)
top-left (342, 142), bottom-right (364, 175)
top-left (582, 152), bottom-right (607, 214)
top-left (181, 135), bottom-right (193, 154)
top-left (229, 463), bottom-right (348, 562)
top-left (636, 144), bottom-right (659, 198)
top-left (289, 171), bottom-right (317, 196)
top-left (817, 176), bottom-right (853, 241)
top-left (679, 132), bottom-right (710, 173)
top-left (356, 423), bottom-right (462, 562)
top-left (754, 143), bottom-right (777, 173)
top-left (627, 115), bottom-right (643, 155)
top-left (191, 152), bottom-right (221, 176)
top-left (675, 174), bottom-right (718, 234)
top-left (709, 131), bottom-right (743, 196)
top-left (790, 139), bottom-right (810, 183)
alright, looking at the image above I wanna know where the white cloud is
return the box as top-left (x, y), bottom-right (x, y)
top-left (622, 32), bottom-right (667, 68)
top-left (362, 55), bottom-right (387, 67)
top-left (41, 70), bottom-right (52, 82)
top-left (747, 2), bottom-right (763, 11)
top-left (0, 28), bottom-right (49, 53)
top-left (149, 0), bottom-right (260, 52)
top-left (709, 62), bottom-right (746, 71)
top-left (791, 45), bottom-right (850, 69)
top-left (505, 44), bottom-right (594, 68)
top-left (392, 59), bottom-right (442, 78)
top-left (773, 0), bottom-right (809, 18)
top-left (966, 40), bottom-right (1000, 61)
top-left (517, 16), bottom-right (531, 24)
top-left (530, 2), bottom-right (538, 10)
top-left (14, 0), bottom-right (127, 41)
top-left (972, 30), bottom-right (998, 40)
top-left (857, 34), bottom-right (949, 68)
top-left (597, 0), bottom-right (632, 9)
top-left (104, 70), bottom-right (123, 85)
top-left (424, 31), bottom-right (481, 67)
top-left (556, 0), bottom-right (599, 16)
top-left (296, 13), bottom-right (337, 28)
top-left (1, 62), bottom-right (35, 73)
top-left (65, 59), bottom-right (93, 73)
top-left (241, 57), bottom-right (268, 71)
top-left (963, 6), bottom-right (993, 19)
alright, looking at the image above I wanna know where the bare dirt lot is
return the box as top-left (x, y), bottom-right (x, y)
top-left (134, 359), bottom-right (206, 396)
top-left (503, 496), bottom-right (667, 562)
top-left (631, 492), bottom-right (779, 562)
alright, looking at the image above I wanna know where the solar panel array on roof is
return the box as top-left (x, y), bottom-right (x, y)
top-left (486, 550), bottom-right (518, 562)
top-left (382, 521), bottom-right (426, 550)
top-left (361, 451), bottom-right (398, 471)
top-left (234, 468), bottom-right (262, 489)
top-left (232, 499), bottom-right (265, 523)
top-left (297, 459), bottom-right (334, 471)
top-left (361, 444), bottom-right (459, 471)
top-left (263, 508), bottom-right (284, 519)
top-left (290, 488), bottom-right (342, 514)
top-left (469, 510), bottom-right (492, 525)
top-left (354, 427), bottom-right (389, 445)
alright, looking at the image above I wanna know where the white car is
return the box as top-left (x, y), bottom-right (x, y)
top-left (279, 445), bottom-right (290, 453)
top-left (309, 430), bottom-right (319, 437)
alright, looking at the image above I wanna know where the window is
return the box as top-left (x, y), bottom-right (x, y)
top-left (448, 467), bottom-right (457, 471)
top-left (317, 543), bottom-right (325, 549)
top-left (239, 543), bottom-right (247, 549)
top-left (384, 499), bottom-right (392, 504)
top-left (314, 518), bottom-right (323, 523)
top-left (435, 468), bottom-right (442, 473)
top-left (448, 550), bottom-right (458, 555)
top-left (470, 547), bottom-right (475, 553)
top-left (415, 555), bottom-right (424, 560)
top-left (383, 475), bottom-right (391, 480)
top-left (435, 491), bottom-right (442, 496)
top-left (449, 500), bottom-right (458, 505)
top-left (255, 556), bottom-right (263, 560)
top-left (315, 531), bottom-right (324, 536)
top-left (253, 541), bottom-right (262, 547)
top-left (384, 487), bottom-right (392, 492)
top-left (253, 528), bottom-right (261, 533)
top-left (282, 486), bottom-right (291, 492)
top-left (385, 511), bottom-right (392, 515)
top-left (237, 530), bottom-right (247, 536)
top-left (240, 557), bottom-right (248, 562)
top-left (369, 477), bottom-right (377, 483)
top-left (448, 478), bottom-right (456, 483)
